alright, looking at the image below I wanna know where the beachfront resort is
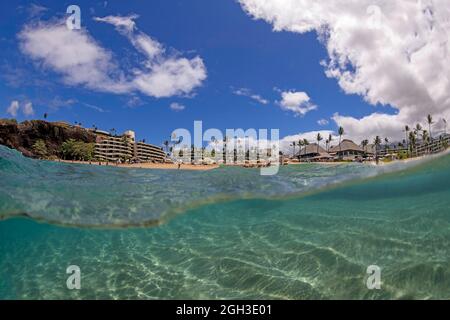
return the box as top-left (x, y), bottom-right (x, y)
top-left (1, 115), bottom-right (449, 168)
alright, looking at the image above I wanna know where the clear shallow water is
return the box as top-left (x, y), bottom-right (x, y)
top-left (0, 146), bottom-right (434, 227)
top-left (0, 146), bottom-right (450, 299)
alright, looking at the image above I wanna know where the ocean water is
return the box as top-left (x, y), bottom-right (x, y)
top-left (0, 145), bottom-right (449, 299)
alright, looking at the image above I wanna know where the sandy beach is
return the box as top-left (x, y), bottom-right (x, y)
top-left (57, 160), bottom-right (219, 171)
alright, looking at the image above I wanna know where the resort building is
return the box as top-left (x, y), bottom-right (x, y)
top-left (135, 141), bottom-right (166, 163)
top-left (297, 144), bottom-right (333, 162)
top-left (412, 133), bottom-right (450, 157)
top-left (329, 139), bottom-right (366, 160)
top-left (94, 130), bottom-right (166, 163)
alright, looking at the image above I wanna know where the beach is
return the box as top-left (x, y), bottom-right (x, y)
top-left (57, 159), bottom-right (219, 171)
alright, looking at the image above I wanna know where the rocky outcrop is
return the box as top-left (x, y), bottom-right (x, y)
top-left (0, 119), bottom-right (96, 158)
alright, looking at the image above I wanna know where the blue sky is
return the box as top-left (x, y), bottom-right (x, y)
top-left (2, 0), bottom-right (434, 147)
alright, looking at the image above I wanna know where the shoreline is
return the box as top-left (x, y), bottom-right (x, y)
top-left (51, 148), bottom-right (450, 171)
top-left (56, 159), bottom-right (219, 171)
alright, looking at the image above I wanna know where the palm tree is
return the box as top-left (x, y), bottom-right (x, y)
top-left (374, 136), bottom-right (382, 163)
top-left (427, 114), bottom-right (434, 140)
top-left (291, 141), bottom-right (297, 157)
top-left (328, 134), bottom-right (333, 152)
top-left (163, 140), bottom-right (169, 153)
top-left (361, 139), bottom-right (369, 156)
top-left (298, 140), bottom-right (304, 159)
top-left (422, 130), bottom-right (429, 143)
top-left (409, 131), bottom-right (416, 156)
top-left (316, 133), bottom-right (323, 154)
top-left (303, 139), bottom-right (309, 158)
top-left (404, 125), bottom-right (410, 151)
top-left (414, 123), bottom-right (422, 138)
top-left (223, 137), bottom-right (229, 164)
top-left (384, 138), bottom-right (389, 153)
top-left (338, 126), bottom-right (344, 158)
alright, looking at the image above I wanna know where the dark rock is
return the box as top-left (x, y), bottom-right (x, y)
top-left (0, 119), bottom-right (96, 158)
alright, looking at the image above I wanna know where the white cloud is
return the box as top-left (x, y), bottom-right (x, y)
top-left (126, 96), bottom-right (144, 108)
top-left (239, 0), bottom-right (450, 141)
top-left (278, 90), bottom-right (317, 116)
top-left (19, 16), bottom-right (206, 99)
top-left (22, 102), bottom-right (34, 116)
top-left (94, 15), bottom-right (138, 33)
top-left (169, 102), bottom-right (186, 111)
top-left (133, 56), bottom-right (206, 98)
top-left (233, 88), bottom-right (269, 105)
top-left (19, 23), bottom-right (127, 93)
top-left (95, 15), bottom-right (207, 98)
top-left (47, 97), bottom-right (77, 111)
top-left (6, 100), bottom-right (34, 117)
top-left (317, 118), bottom-right (329, 126)
top-left (6, 101), bottom-right (20, 117)
top-left (82, 103), bottom-right (108, 113)
top-left (132, 33), bottom-right (164, 59)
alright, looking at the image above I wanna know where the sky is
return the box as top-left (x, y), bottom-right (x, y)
top-left (1, 0), bottom-right (449, 150)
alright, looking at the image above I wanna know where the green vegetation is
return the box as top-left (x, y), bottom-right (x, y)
top-left (60, 139), bottom-right (95, 161)
top-left (397, 150), bottom-right (408, 160)
top-left (32, 139), bottom-right (48, 159)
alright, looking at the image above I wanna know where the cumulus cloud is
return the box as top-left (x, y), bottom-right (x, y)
top-left (19, 23), bottom-right (128, 93)
top-left (19, 16), bottom-right (206, 99)
top-left (278, 90), bottom-right (317, 116)
top-left (6, 101), bottom-right (20, 117)
top-left (22, 102), bottom-right (34, 116)
top-left (239, 0), bottom-right (450, 141)
top-left (169, 102), bottom-right (186, 111)
top-left (6, 100), bottom-right (34, 117)
top-left (233, 87), bottom-right (269, 105)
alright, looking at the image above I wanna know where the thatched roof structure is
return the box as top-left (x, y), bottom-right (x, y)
top-left (297, 143), bottom-right (333, 158)
top-left (329, 139), bottom-right (364, 153)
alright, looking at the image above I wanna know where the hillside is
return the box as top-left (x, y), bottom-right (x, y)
top-left (0, 119), bottom-right (96, 158)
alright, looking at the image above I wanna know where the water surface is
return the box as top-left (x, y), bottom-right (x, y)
top-left (0, 146), bottom-right (449, 299)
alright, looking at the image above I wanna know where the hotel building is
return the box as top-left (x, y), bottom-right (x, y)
top-left (94, 130), bottom-right (166, 163)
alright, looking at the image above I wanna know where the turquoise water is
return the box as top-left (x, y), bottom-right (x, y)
top-left (0, 145), bottom-right (450, 299)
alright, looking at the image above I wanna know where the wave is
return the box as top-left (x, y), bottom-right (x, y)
top-left (0, 145), bottom-right (449, 228)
